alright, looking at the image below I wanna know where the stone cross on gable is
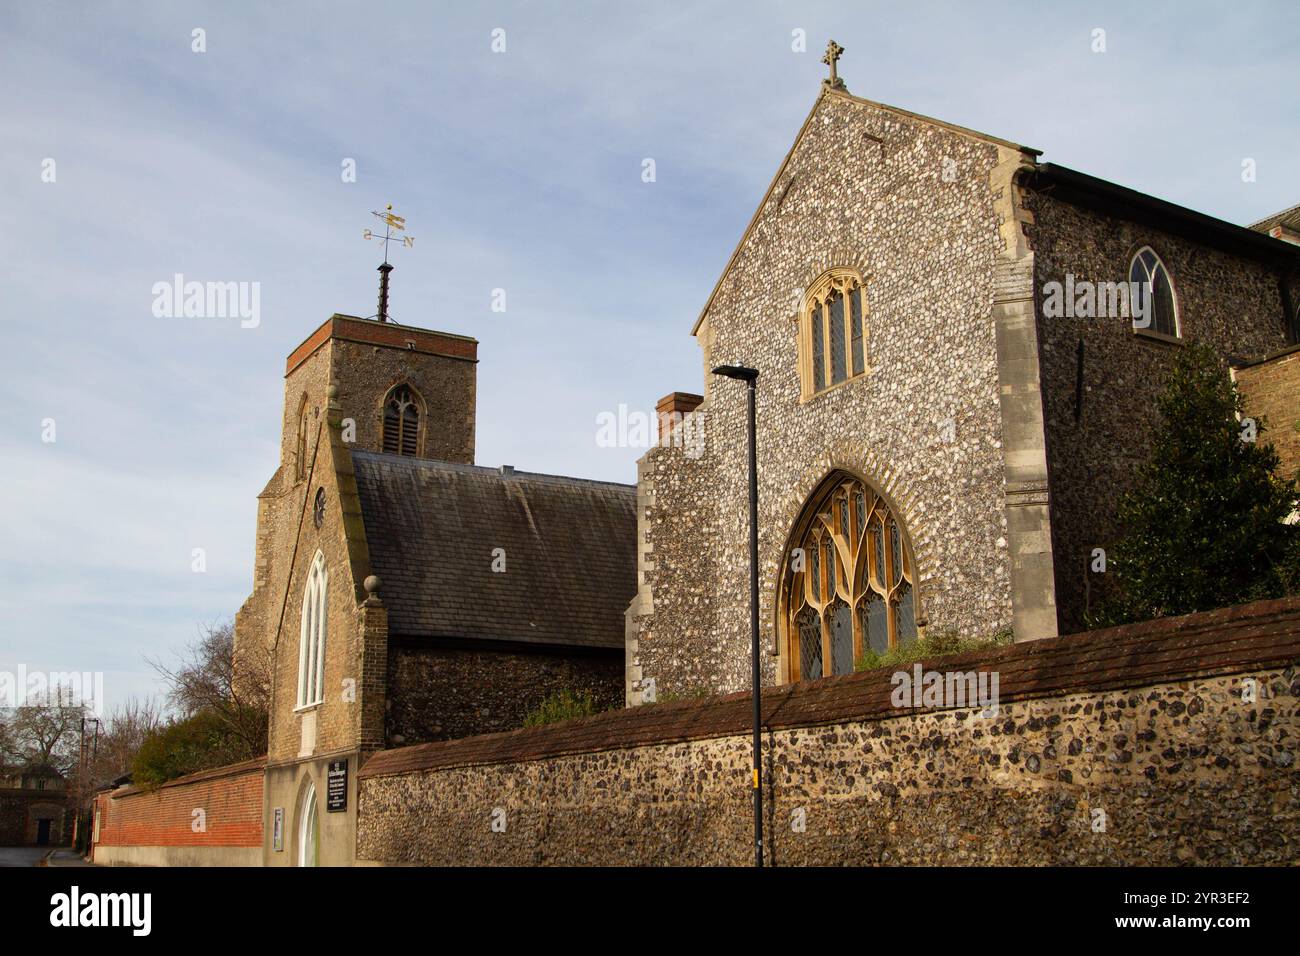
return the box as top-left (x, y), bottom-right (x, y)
top-left (822, 39), bottom-right (846, 91)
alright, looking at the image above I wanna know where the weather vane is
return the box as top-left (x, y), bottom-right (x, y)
top-left (362, 204), bottom-right (414, 322)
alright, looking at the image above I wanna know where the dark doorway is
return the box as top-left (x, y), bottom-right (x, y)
top-left (36, 819), bottom-right (51, 846)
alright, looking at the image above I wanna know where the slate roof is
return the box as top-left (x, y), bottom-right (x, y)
top-left (1249, 202), bottom-right (1300, 235)
top-left (352, 451), bottom-right (636, 649)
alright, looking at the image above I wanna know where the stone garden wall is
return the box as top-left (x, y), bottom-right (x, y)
top-left (358, 597), bottom-right (1300, 866)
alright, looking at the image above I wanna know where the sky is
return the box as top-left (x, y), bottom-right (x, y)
top-left (1, 1), bottom-right (1296, 717)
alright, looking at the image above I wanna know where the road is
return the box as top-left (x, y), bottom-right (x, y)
top-left (0, 847), bottom-right (51, 867)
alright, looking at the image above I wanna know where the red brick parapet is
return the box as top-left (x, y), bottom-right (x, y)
top-left (286, 314), bottom-right (478, 376)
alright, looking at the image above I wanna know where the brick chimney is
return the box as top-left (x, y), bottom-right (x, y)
top-left (656, 392), bottom-right (703, 443)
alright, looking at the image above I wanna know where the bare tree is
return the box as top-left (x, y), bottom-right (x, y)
top-left (88, 696), bottom-right (166, 784)
top-left (147, 620), bottom-right (269, 756)
top-left (1, 684), bottom-right (86, 775)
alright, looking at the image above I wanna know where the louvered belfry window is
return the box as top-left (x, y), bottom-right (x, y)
top-left (382, 385), bottom-right (419, 456)
top-left (779, 473), bottom-right (919, 681)
top-left (802, 270), bottom-right (867, 398)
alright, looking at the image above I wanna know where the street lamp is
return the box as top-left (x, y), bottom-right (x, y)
top-left (711, 363), bottom-right (763, 868)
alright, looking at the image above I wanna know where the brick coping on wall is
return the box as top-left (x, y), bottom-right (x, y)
top-left (107, 756), bottom-right (268, 799)
top-left (1231, 342), bottom-right (1300, 369)
top-left (360, 596), bottom-right (1300, 779)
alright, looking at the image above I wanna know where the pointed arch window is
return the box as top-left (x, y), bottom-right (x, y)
top-left (801, 270), bottom-right (868, 399)
top-left (382, 385), bottom-right (420, 456)
top-left (296, 551), bottom-right (328, 708)
top-left (297, 781), bottom-right (319, 867)
top-left (778, 474), bottom-right (918, 681)
top-left (1129, 247), bottom-right (1180, 339)
top-left (295, 398), bottom-right (310, 480)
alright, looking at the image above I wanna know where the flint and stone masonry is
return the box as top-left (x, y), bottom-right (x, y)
top-left (103, 75), bottom-right (1297, 868)
top-left (359, 597), bottom-right (1300, 866)
top-left (626, 86), bottom-right (1299, 704)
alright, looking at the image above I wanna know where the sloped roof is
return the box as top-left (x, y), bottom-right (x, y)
top-left (1025, 165), bottom-right (1300, 266)
top-left (352, 451), bottom-right (636, 649)
top-left (1249, 202), bottom-right (1300, 234)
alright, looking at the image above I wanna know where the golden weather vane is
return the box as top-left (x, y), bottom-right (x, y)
top-left (362, 204), bottom-right (414, 323)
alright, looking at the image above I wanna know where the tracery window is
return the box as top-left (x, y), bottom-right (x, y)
top-left (802, 270), bottom-right (868, 398)
top-left (1128, 246), bottom-right (1180, 339)
top-left (296, 550), bottom-right (328, 708)
top-left (382, 384), bottom-right (420, 456)
top-left (778, 474), bottom-right (918, 681)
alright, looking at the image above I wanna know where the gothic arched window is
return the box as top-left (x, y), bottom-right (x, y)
top-left (382, 384), bottom-right (420, 457)
top-left (296, 551), bottom-right (328, 708)
top-left (801, 270), bottom-right (868, 399)
top-left (778, 474), bottom-right (918, 681)
top-left (295, 397), bottom-right (310, 480)
top-left (1128, 247), bottom-right (1180, 339)
top-left (297, 781), bottom-right (319, 867)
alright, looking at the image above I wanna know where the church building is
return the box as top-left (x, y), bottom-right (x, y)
top-left (230, 45), bottom-right (1299, 866)
top-left (623, 45), bottom-right (1299, 704)
top-left (233, 314), bottom-right (636, 865)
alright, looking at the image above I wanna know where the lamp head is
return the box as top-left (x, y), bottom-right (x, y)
top-left (711, 364), bottom-right (759, 383)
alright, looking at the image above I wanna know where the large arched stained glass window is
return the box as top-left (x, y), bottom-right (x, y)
top-left (778, 474), bottom-right (918, 681)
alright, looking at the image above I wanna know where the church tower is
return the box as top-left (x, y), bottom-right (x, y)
top-left (280, 313), bottom-right (478, 475)
top-left (236, 311), bottom-right (478, 728)
top-left (236, 310), bottom-right (480, 865)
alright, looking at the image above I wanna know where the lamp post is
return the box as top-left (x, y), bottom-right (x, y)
top-left (711, 363), bottom-right (763, 867)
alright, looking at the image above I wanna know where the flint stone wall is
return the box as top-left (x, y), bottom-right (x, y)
top-left (1022, 190), bottom-right (1295, 633)
top-left (387, 644), bottom-right (623, 745)
top-left (357, 596), bottom-right (1300, 866)
top-left (628, 89), bottom-right (1031, 703)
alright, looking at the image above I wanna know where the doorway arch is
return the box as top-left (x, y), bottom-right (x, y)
top-left (297, 780), bottom-right (319, 867)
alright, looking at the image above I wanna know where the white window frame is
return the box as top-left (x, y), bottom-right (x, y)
top-left (1129, 246), bottom-right (1182, 341)
top-left (296, 550), bottom-right (328, 709)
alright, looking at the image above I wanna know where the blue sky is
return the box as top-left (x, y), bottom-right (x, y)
top-left (1, 1), bottom-right (1296, 715)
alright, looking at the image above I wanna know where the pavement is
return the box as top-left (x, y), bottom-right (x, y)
top-left (0, 846), bottom-right (51, 867)
top-left (43, 848), bottom-right (96, 867)
top-left (0, 846), bottom-right (96, 867)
